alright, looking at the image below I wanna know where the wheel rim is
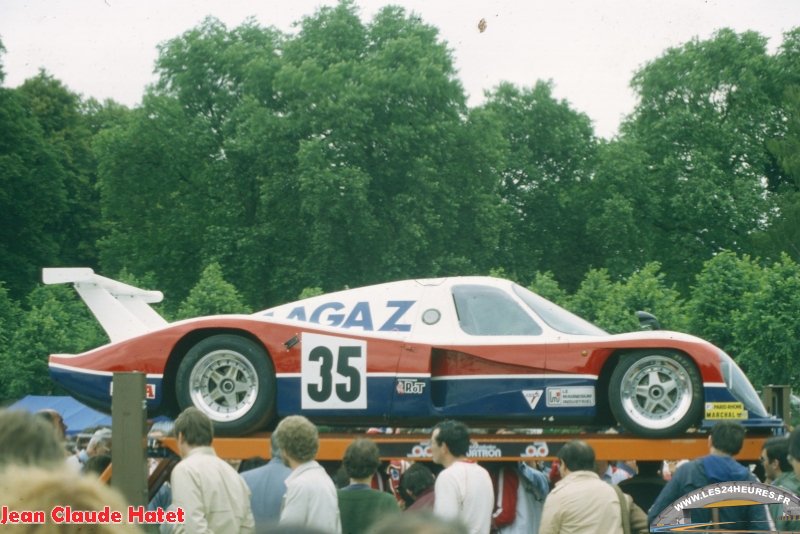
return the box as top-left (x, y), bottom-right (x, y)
top-left (188, 349), bottom-right (259, 422)
top-left (619, 354), bottom-right (694, 430)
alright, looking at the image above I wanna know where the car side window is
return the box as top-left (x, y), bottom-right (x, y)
top-left (452, 284), bottom-right (542, 336)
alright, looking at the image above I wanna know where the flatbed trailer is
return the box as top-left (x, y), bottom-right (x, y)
top-left (145, 431), bottom-right (771, 504)
top-left (160, 431), bottom-right (770, 462)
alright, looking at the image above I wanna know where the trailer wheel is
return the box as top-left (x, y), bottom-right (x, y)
top-left (609, 350), bottom-right (702, 437)
top-left (176, 334), bottom-right (275, 436)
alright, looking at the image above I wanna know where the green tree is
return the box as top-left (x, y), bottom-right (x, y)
top-left (473, 81), bottom-right (597, 290)
top-left (4, 285), bottom-right (105, 400)
top-left (766, 27), bottom-right (800, 190)
top-left (82, 97), bottom-right (131, 135)
top-left (154, 16), bottom-right (284, 135)
top-left (97, 17), bottom-right (286, 305)
top-left (176, 262), bottom-right (251, 319)
top-left (0, 37), bottom-right (5, 82)
top-left (280, 2), bottom-right (503, 290)
top-left (568, 263), bottom-right (687, 334)
top-left (568, 269), bottom-right (626, 332)
top-left (756, 86), bottom-right (800, 261)
top-left (0, 283), bottom-right (23, 399)
top-left (732, 254), bottom-right (800, 389)
top-left (611, 29), bottom-right (779, 290)
top-left (17, 72), bottom-right (102, 268)
top-left (527, 271), bottom-right (568, 305)
top-left (95, 94), bottom-right (218, 300)
top-left (96, 3), bottom-right (503, 307)
top-left (617, 262), bottom-right (688, 332)
top-left (0, 83), bottom-right (67, 297)
top-left (585, 139), bottom-right (653, 279)
top-left (687, 251), bottom-right (761, 353)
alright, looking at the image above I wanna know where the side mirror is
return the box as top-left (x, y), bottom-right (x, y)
top-left (636, 311), bottom-right (661, 331)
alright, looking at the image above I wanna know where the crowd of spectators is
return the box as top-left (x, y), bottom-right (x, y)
top-left (5, 408), bottom-right (800, 534)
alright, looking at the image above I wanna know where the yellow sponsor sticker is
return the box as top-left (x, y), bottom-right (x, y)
top-left (705, 402), bottom-right (747, 420)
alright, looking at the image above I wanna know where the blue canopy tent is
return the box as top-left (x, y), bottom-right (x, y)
top-left (9, 395), bottom-right (112, 436)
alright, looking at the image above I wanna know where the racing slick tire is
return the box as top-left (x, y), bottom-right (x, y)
top-left (176, 334), bottom-right (275, 436)
top-left (609, 350), bottom-right (703, 437)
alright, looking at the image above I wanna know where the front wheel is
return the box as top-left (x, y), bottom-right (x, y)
top-left (176, 334), bottom-right (275, 436)
top-left (609, 350), bottom-right (702, 437)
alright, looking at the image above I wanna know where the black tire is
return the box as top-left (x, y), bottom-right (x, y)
top-left (609, 350), bottom-right (702, 437)
top-left (176, 334), bottom-right (275, 436)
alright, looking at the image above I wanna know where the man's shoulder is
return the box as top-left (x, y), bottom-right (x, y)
top-left (775, 472), bottom-right (800, 493)
top-left (288, 462), bottom-right (333, 487)
top-left (437, 461), bottom-right (490, 482)
top-left (338, 487), bottom-right (396, 504)
top-left (451, 460), bottom-right (491, 476)
top-left (553, 471), bottom-right (613, 493)
top-left (241, 460), bottom-right (290, 481)
top-left (672, 458), bottom-right (704, 480)
top-left (184, 449), bottom-right (244, 479)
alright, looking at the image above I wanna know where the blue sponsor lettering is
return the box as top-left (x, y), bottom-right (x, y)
top-left (342, 302), bottom-right (374, 330)
top-left (287, 306), bottom-right (306, 321)
top-left (380, 301), bottom-right (414, 332)
top-left (285, 300), bottom-right (416, 331)
top-left (310, 302), bottom-right (345, 326)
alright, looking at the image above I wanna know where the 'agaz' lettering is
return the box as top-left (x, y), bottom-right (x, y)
top-left (286, 300), bottom-right (414, 332)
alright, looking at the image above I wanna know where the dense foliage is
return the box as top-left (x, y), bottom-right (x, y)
top-left (1, 4), bottom-right (799, 400)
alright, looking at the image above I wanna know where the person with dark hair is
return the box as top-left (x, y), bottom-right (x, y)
top-left (762, 436), bottom-right (794, 484)
top-left (761, 436), bottom-right (800, 531)
top-left (169, 407), bottom-right (254, 533)
top-left (648, 421), bottom-right (770, 530)
top-left (241, 432), bottom-right (292, 529)
top-left (430, 420), bottom-right (493, 534)
top-left (337, 438), bottom-right (399, 533)
top-left (0, 409), bottom-right (66, 468)
top-left (539, 440), bottom-right (624, 534)
top-left (617, 460), bottom-right (666, 512)
top-left (274, 415), bottom-right (341, 533)
top-left (82, 453), bottom-right (112, 477)
top-left (401, 462), bottom-right (436, 511)
top-left (35, 408), bottom-right (68, 442)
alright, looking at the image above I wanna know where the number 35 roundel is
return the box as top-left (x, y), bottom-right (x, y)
top-left (301, 333), bottom-right (367, 409)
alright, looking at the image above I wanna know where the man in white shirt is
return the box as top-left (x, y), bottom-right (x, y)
top-left (169, 407), bottom-right (254, 534)
top-left (275, 415), bottom-right (342, 533)
top-left (431, 420), bottom-right (493, 534)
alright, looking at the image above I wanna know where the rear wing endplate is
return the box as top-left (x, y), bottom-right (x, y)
top-left (43, 268), bottom-right (168, 343)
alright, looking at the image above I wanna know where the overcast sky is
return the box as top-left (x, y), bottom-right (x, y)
top-left (0, 0), bottom-right (796, 138)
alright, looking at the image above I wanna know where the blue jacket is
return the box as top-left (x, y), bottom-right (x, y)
top-left (647, 455), bottom-right (769, 530)
top-left (240, 457), bottom-right (292, 527)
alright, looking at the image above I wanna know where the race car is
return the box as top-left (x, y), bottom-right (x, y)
top-left (43, 268), bottom-right (781, 437)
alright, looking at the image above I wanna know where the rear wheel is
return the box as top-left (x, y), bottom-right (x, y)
top-left (609, 350), bottom-right (702, 437)
top-left (176, 334), bottom-right (275, 436)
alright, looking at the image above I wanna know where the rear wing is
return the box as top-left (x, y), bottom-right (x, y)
top-left (42, 268), bottom-right (168, 343)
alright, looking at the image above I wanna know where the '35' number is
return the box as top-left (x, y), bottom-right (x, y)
top-left (307, 345), bottom-right (361, 403)
top-left (301, 333), bottom-right (367, 409)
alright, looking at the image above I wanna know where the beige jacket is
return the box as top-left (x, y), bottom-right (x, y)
top-left (170, 446), bottom-right (255, 534)
top-left (539, 470), bottom-right (624, 534)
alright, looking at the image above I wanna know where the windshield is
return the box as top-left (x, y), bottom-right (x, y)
top-left (512, 284), bottom-right (608, 336)
top-left (452, 284), bottom-right (543, 336)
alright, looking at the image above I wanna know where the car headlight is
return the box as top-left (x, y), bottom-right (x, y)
top-left (718, 351), bottom-right (769, 418)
